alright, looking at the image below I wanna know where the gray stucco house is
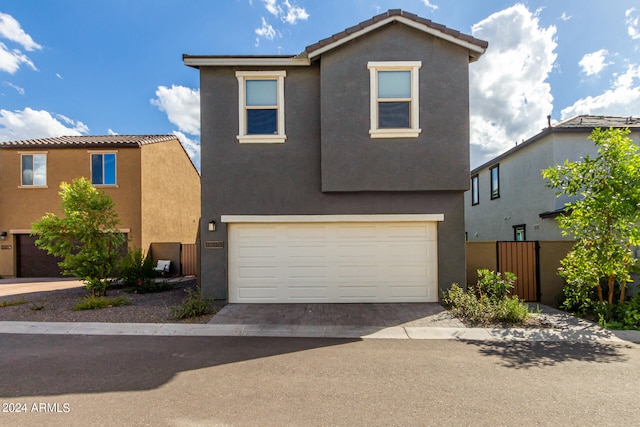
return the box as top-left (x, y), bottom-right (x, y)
top-left (465, 115), bottom-right (640, 243)
top-left (185, 9), bottom-right (488, 303)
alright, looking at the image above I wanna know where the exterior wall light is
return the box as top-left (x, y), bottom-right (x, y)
top-left (0, 231), bottom-right (7, 240)
top-left (208, 220), bottom-right (216, 232)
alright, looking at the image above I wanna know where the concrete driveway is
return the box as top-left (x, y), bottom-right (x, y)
top-left (0, 277), bottom-right (84, 297)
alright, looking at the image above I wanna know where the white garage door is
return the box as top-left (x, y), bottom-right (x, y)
top-left (227, 221), bottom-right (438, 303)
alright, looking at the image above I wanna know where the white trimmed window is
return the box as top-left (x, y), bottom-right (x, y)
top-left (236, 70), bottom-right (286, 144)
top-left (368, 61), bottom-right (421, 138)
top-left (20, 153), bottom-right (47, 187)
top-left (90, 152), bottom-right (117, 186)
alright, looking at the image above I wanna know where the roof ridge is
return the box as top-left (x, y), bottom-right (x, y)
top-left (0, 134), bottom-right (178, 147)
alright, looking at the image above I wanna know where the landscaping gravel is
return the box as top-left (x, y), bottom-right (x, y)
top-left (0, 278), bottom-right (218, 324)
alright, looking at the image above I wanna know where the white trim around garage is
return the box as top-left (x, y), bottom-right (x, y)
top-left (221, 214), bottom-right (445, 224)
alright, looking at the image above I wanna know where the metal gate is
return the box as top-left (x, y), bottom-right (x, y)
top-left (496, 241), bottom-right (540, 301)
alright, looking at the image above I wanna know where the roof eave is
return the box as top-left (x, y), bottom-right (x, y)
top-left (306, 15), bottom-right (487, 62)
top-left (183, 55), bottom-right (310, 68)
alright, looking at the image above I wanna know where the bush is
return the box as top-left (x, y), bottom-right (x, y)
top-left (171, 288), bottom-right (215, 320)
top-left (119, 248), bottom-right (156, 287)
top-left (127, 277), bottom-right (174, 294)
top-left (73, 295), bottom-right (131, 311)
top-left (595, 295), bottom-right (640, 330)
top-left (442, 269), bottom-right (531, 325)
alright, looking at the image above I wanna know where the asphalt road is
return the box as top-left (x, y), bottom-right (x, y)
top-left (1, 334), bottom-right (639, 426)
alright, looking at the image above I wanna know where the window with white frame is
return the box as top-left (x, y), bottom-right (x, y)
top-left (236, 71), bottom-right (286, 144)
top-left (21, 153), bottom-right (47, 187)
top-left (368, 61), bottom-right (421, 138)
top-left (91, 152), bottom-right (117, 185)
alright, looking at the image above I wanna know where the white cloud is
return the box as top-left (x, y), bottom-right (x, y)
top-left (578, 49), bottom-right (611, 76)
top-left (56, 73), bottom-right (63, 79)
top-left (282, 0), bottom-right (309, 24)
top-left (260, 0), bottom-right (308, 24)
top-left (626, 7), bottom-right (639, 40)
top-left (107, 128), bottom-right (118, 135)
top-left (172, 130), bottom-right (201, 171)
top-left (0, 107), bottom-right (89, 141)
top-left (469, 4), bottom-right (557, 168)
top-left (559, 12), bottom-right (571, 21)
top-left (0, 13), bottom-right (41, 51)
top-left (2, 81), bottom-right (24, 95)
top-left (150, 85), bottom-right (200, 136)
top-left (0, 13), bottom-right (41, 75)
top-left (255, 17), bottom-right (276, 42)
top-left (421, 0), bottom-right (438, 11)
top-left (560, 64), bottom-right (640, 119)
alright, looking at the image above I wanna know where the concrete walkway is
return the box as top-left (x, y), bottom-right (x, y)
top-left (0, 277), bottom-right (84, 297)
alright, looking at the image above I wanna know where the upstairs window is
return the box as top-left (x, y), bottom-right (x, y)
top-left (490, 165), bottom-right (500, 200)
top-left (513, 224), bottom-right (526, 241)
top-left (91, 153), bottom-right (117, 185)
top-left (236, 71), bottom-right (286, 144)
top-left (471, 175), bottom-right (479, 206)
top-left (368, 61), bottom-right (421, 138)
top-left (21, 153), bottom-right (47, 187)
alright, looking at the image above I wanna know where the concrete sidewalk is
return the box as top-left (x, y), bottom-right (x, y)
top-left (0, 320), bottom-right (638, 343)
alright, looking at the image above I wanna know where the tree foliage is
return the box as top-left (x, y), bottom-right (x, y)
top-left (32, 178), bottom-right (126, 296)
top-left (542, 127), bottom-right (640, 307)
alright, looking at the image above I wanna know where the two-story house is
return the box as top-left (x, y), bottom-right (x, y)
top-left (466, 115), bottom-right (640, 242)
top-left (0, 135), bottom-right (201, 278)
top-left (465, 115), bottom-right (640, 304)
top-left (184, 9), bottom-right (487, 303)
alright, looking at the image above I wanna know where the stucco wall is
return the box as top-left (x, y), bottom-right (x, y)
top-left (320, 24), bottom-right (471, 192)
top-left (0, 146), bottom-right (142, 277)
top-left (140, 139), bottom-right (200, 251)
top-left (199, 57), bottom-right (467, 300)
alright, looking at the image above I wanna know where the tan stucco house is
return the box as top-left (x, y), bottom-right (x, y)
top-left (0, 135), bottom-right (200, 278)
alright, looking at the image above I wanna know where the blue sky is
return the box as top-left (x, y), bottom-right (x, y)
top-left (1, 0), bottom-right (639, 169)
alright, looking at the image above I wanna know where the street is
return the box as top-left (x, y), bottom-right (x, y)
top-left (1, 334), bottom-right (639, 426)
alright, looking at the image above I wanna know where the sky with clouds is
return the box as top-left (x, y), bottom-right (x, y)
top-left (0, 0), bottom-right (639, 169)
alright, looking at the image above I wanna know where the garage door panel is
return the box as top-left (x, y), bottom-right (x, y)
top-left (228, 221), bottom-right (438, 303)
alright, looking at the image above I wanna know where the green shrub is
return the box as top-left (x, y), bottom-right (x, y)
top-left (119, 247), bottom-right (156, 287)
top-left (171, 288), bottom-right (215, 320)
top-left (475, 269), bottom-right (516, 299)
top-left (127, 277), bottom-right (174, 294)
top-left (0, 299), bottom-right (27, 308)
top-left (73, 295), bottom-right (131, 311)
top-left (442, 270), bottom-right (531, 325)
top-left (595, 295), bottom-right (640, 330)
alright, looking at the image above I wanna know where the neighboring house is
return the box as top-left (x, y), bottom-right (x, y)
top-left (184, 9), bottom-right (488, 303)
top-left (465, 115), bottom-right (640, 304)
top-left (465, 115), bottom-right (640, 242)
top-left (0, 135), bottom-right (201, 278)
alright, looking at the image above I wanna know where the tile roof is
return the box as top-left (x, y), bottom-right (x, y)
top-left (304, 9), bottom-right (488, 60)
top-left (0, 134), bottom-right (178, 148)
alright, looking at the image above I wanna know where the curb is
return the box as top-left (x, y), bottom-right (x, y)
top-left (0, 321), bottom-right (636, 343)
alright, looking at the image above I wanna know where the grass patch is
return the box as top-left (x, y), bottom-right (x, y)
top-left (0, 299), bottom-right (27, 308)
top-left (171, 288), bottom-right (215, 320)
top-left (73, 295), bottom-right (131, 311)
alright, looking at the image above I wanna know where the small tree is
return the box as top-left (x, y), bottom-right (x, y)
top-left (542, 127), bottom-right (640, 307)
top-left (32, 178), bottom-right (126, 296)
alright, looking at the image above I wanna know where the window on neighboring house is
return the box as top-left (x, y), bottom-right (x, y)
top-left (91, 153), bottom-right (117, 185)
top-left (513, 224), bottom-right (526, 241)
top-left (21, 153), bottom-right (47, 187)
top-left (490, 164), bottom-right (500, 199)
top-left (236, 70), bottom-right (286, 144)
top-left (368, 61), bottom-right (421, 138)
top-left (471, 175), bottom-right (479, 205)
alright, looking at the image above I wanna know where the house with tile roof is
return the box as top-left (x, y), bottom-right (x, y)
top-left (0, 135), bottom-right (200, 278)
top-left (184, 9), bottom-right (488, 303)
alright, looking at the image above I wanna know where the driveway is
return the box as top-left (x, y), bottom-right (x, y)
top-left (0, 277), bottom-right (84, 297)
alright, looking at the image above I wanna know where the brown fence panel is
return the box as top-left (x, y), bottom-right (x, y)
top-left (181, 243), bottom-right (198, 276)
top-left (497, 241), bottom-right (539, 301)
